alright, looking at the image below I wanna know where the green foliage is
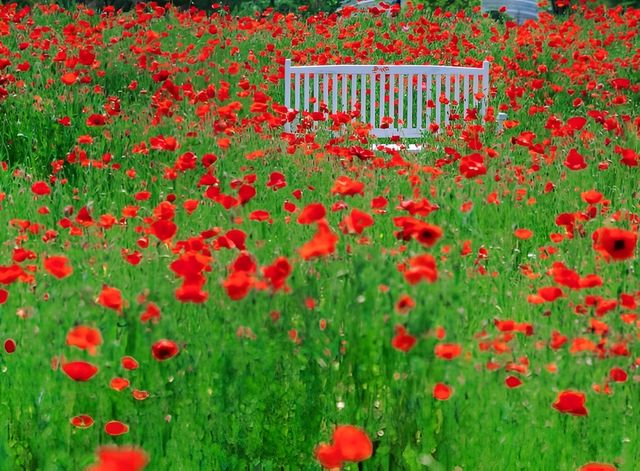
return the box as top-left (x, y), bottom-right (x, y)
top-left (412, 0), bottom-right (481, 12)
top-left (226, 0), bottom-right (342, 14)
top-left (606, 0), bottom-right (640, 7)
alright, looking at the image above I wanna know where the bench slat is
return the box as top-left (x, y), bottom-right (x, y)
top-left (398, 74), bottom-right (405, 128)
top-left (342, 74), bottom-right (348, 112)
top-left (360, 75), bottom-right (366, 122)
top-left (331, 74), bottom-right (338, 114)
top-left (351, 74), bottom-right (357, 112)
top-left (284, 60), bottom-right (291, 132)
top-left (304, 74), bottom-right (310, 112)
top-left (379, 73), bottom-right (386, 126)
top-left (369, 73), bottom-right (376, 128)
top-left (454, 73), bottom-right (461, 118)
top-left (445, 75), bottom-right (451, 126)
top-left (417, 74), bottom-right (423, 129)
top-left (389, 73), bottom-right (395, 126)
top-left (435, 74), bottom-right (442, 127)
top-left (463, 74), bottom-right (469, 117)
top-left (294, 73), bottom-right (301, 116)
top-left (407, 74), bottom-right (413, 129)
top-left (472, 73), bottom-right (479, 109)
top-left (426, 73), bottom-right (432, 126)
top-left (322, 73), bottom-right (329, 111)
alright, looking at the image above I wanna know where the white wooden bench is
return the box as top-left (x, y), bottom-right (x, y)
top-left (283, 59), bottom-right (499, 150)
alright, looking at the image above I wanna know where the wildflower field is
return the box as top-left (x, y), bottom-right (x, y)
top-left (0, 0), bottom-right (638, 469)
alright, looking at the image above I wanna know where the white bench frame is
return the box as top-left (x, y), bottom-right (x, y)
top-left (283, 59), bottom-right (491, 139)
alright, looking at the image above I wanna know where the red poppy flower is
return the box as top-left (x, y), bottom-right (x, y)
top-left (140, 302), bottom-right (161, 324)
top-left (122, 356), bottom-right (139, 370)
top-left (331, 176), bottom-right (364, 197)
top-left (505, 376), bottom-right (523, 388)
top-left (434, 343), bottom-right (462, 360)
top-left (86, 114), bottom-right (107, 127)
top-left (392, 325), bottom-right (417, 352)
top-left (149, 219), bottom-right (177, 242)
top-left (4, 338), bottom-right (16, 354)
top-left (537, 286), bottom-right (563, 302)
top-left (567, 116), bottom-right (587, 131)
top-left (175, 278), bottom-right (209, 304)
top-left (134, 191), bottom-right (151, 201)
top-left (43, 256), bottom-right (73, 279)
top-left (97, 285), bottom-right (124, 314)
top-left (222, 270), bottom-right (254, 300)
top-left (579, 463), bottom-right (616, 471)
top-left (31, 181), bottom-right (51, 196)
top-left (552, 390), bottom-right (588, 416)
top-left (133, 389), bottom-right (150, 401)
top-left (581, 190), bottom-right (603, 204)
top-left (60, 72), bottom-right (77, 85)
top-left (151, 339), bottom-right (179, 361)
top-left (78, 48), bottom-right (96, 66)
top-left (609, 367), bottom-right (627, 383)
top-left (314, 443), bottom-right (343, 469)
top-left (592, 228), bottom-right (637, 261)
top-left (262, 256), bottom-right (292, 292)
top-left (433, 383), bottom-right (453, 400)
top-left (75, 206), bottom-right (94, 227)
top-left (70, 414), bottom-right (94, 429)
top-left (87, 445), bottom-right (148, 471)
top-left (183, 199), bottom-right (199, 215)
top-left (249, 210), bottom-right (271, 222)
top-left (0, 289), bottom-right (7, 304)
top-left (332, 425), bottom-right (373, 463)
top-left (297, 203), bottom-right (326, 224)
top-left (339, 209), bottom-right (374, 235)
top-left (62, 361), bottom-right (99, 382)
top-left (401, 254), bottom-right (438, 284)
top-left (0, 264), bottom-right (27, 285)
top-left (66, 326), bottom-right (102, 355)
top-left (513, 228), bottom-right (533, 240)
top-left (394, 294), bottom-right (415, 315)
top-left (150, 135), bottom-right (178, 151)
top-left (266, 171), bottom-right (287, 190)
top-left (299, 221), bottom-right (339, 260)
top-left (459, 153), bottom-right (487, 178)
top-left (564, 148), bottom-right (587, 170)
top-left (237, 184), bottom-right (256, 205)
top-left (104, 420), bottom-right (129, 436)
top-left (393, 217), bottom-right (443, 247)
top-left (110, 377), bottom-right (130, 391)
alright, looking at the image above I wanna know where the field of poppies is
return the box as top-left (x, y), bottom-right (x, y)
top-left (0, 0), bottom-right (638, 469)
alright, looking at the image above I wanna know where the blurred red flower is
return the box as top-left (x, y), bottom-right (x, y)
top-left (66, 326), bottom-right (102, 355)
top-left (151, 339), bottom-right (179, 361)
top-left (70, 415), bottom-right (94, 429)
top-left (62, 361), bottom-right (98, 382)
top-left (43, 256), bottom-right (73, 279)
top-left (592, 228), bottom-right (637, 261)
top-left (552, 390), bottom-right (588, 416)
top-left (433, 383), bottom-right (453, 400)
top-left (104, 421), bottom-right (129, 436)
top-left (97, 285), bottom-right (124, 314)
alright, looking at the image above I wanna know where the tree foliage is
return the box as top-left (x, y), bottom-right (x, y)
top-left (2, 0), bottom-right (639, 14)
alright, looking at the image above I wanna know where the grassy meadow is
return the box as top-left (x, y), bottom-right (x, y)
top-left (0, 1), bottom-right (638, 469)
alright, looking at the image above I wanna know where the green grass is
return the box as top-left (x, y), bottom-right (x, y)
top-left (0, 1), bottom-right (638, 469)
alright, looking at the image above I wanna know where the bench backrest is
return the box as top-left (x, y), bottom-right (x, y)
top-left (284, 59), bottom-right (490, 138)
